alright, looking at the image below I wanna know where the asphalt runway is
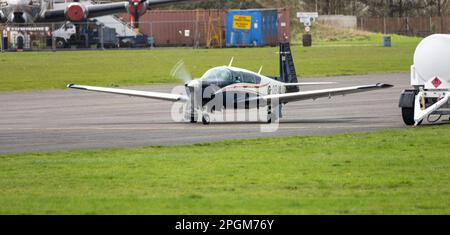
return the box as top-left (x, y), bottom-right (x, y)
top-left (0, 73), bottom-right (413, 154)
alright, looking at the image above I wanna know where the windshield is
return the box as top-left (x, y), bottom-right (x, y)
top-left (201, 67), bottom-right (232, 83)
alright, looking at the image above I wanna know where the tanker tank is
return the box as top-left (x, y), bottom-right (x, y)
top-left (412, 34), bottom-right (450, 87)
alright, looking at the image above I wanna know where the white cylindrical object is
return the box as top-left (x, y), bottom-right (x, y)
top-left (413, 34), bottom-right (450, 84)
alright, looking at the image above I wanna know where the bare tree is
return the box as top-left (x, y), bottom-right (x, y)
top-left (171, 0), bottom-right (449, 17)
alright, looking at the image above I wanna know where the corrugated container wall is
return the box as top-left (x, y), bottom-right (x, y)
top-left (121, 10), bottom-right (226, 47)
top-left (277, 8), bottom-right (291, 43)
top-left (226, 9), bottom-right (278, 47)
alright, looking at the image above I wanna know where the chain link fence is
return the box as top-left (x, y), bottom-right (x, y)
top-left (358, 16), bottom-right (450, 37)
top-left (0, 19), bottom-right (223, 52)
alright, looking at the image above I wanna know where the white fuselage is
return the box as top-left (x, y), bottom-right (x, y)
top-left (186, 66), bottom-right (288, 111)
top-left (212, 66), bottom-right (286, 97)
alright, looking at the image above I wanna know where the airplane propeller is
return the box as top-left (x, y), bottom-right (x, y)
top-left (170, 60), bottom-right (201, 123)
top-left (170, 60), bottom-right (193, 84)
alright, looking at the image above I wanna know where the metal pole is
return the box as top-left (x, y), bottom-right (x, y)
top-left (407, 17), bottom-right (410, 35)
top-left (100, 24), bottom-right (104, 50)
top-left (1, 28), bottom-right (3, 53)
top-left (85, 22), bottom-right (89, 48)
top-left (430, 16), bottom-right (432, 34)
top-left (51, 23), bottom-right (56, 52)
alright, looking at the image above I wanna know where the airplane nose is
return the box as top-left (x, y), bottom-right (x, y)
top-left (186, 80), bottom-right (199, 88)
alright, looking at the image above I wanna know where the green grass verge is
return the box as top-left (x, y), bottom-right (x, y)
top-left (0, 125), bottom-right (449, 214)
top-left (293, 23), bottom-right (422, 45)
top-left (0, 34), bottom-right (421, 92)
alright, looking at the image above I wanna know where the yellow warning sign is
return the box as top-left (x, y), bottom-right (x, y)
top-left (232, 15), bottom-right (252, 30)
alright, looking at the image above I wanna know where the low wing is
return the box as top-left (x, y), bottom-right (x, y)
top-left (264, 83), bottom-right (393, 103)
top-left (68, 84), bottom-right (188, 102)
top-left (283, 82), bottom-right (337, 86)
top-left (39, 0), bottom-right (192, 22)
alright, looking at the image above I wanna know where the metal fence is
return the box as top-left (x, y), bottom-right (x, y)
top-left (0, 20), bottom-right (223, 52)
top-left (358, 16), bottom-right (450, 37)
top-left (1, 22), bottom-right (115, 52)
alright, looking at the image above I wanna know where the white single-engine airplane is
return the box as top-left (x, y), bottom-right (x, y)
top-left (0, 0), bottom-right (192, 29)
top-left (68, 43), bottom-right (393, 124)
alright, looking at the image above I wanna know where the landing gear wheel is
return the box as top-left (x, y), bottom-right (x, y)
top-left (266, 106), bottom-right (279, 123)
top-left (202, 113), bottom-right (210, 125)
top-left (189, 105), bottom-right (197, 123)
top-left (190, 116), bottom-right (197, 123)
top-left (267, 114), bottom-right (279, 124)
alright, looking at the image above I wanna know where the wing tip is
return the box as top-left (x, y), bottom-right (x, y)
top-left (376, 83), bottom-right (394, 88)
top-left (67, 84), bottom-right (86, 90)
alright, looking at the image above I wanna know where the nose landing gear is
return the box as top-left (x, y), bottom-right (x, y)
top-left (202, 113), bottom-right (210, 125)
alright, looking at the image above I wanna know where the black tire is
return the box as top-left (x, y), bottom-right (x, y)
top-left (266, 112), bottom-right (278, 123)
top-left (202, 114), bottom-right (210, 125)
top-left (55, 38), bottom-right (66, 49)
top-left (266, 106), bottom-right (280, 123)
top-left (402, 107), bottom-right (415, 126)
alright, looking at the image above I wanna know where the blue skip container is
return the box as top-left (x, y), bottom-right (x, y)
top-left (226, 9), bottom-right (278, 47)
top-left (383, 36), bottom-right (392, 47)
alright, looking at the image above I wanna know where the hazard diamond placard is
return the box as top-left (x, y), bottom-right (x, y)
top-left (432, 77), bottom-right (442, 88)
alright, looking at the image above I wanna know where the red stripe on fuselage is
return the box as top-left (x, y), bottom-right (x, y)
top-left (231, 83), bottom-right (270, 89)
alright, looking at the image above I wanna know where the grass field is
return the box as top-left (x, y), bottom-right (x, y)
top-left (0, 125), bottom-right (448, 214)
top-left (0, 33), bottom-right (421, 92)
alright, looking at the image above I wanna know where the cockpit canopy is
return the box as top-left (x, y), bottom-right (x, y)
top-left (201, 67), bottom-right (261, 85)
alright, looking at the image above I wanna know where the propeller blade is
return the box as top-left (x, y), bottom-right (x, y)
top-left (170, 60), bottom-right (192, 83)
top-left (134, 2), bottom-right (140, 29)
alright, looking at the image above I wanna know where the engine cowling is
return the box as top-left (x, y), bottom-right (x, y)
top-left (127, 0), bottom-right (147, 18)
top-left (65, 3), bottom-right (88, 22)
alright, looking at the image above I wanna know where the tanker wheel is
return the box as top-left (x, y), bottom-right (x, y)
top-left (401, 107), bottom-right (415, 126)
top-left (402, 107), bottom-right (423, 126)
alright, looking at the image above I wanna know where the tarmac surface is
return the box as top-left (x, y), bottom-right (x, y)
top-left (0, 73), bottom-right (412, 154)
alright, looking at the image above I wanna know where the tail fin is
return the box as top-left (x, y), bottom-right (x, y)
top-left (279, 42), bottom-right (299, 93)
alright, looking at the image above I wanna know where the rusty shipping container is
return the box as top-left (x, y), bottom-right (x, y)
top-left (121, 8), bottom-right (290, 47)
top-left (121, 10), bottom-right (226, 47)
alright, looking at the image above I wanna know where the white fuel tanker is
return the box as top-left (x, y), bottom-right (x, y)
top-left (399, 34), bottom-right (450, 125)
